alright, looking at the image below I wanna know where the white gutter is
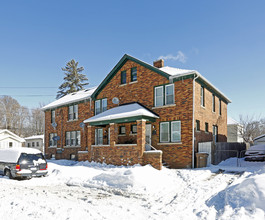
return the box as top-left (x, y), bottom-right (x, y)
top-left (192, 73), bottom-right (199, 168)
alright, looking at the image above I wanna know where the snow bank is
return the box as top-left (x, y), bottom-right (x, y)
top-left (45, 160), bottom-right (177, 196)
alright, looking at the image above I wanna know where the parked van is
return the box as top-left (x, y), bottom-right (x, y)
top-left (0, 148), bottom-right (48, 179)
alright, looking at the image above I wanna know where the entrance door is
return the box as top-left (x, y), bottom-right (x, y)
top-left (146, 124), bottom-right (152, 145)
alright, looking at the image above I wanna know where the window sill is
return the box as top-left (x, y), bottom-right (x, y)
top-left (48, 146), bottom-right (57, 148)
top-left (119, 84), bottom-right (127, 87)
top-left (67, 119), bottom-right (79, 122)
top-left (129, 81), bottom-right (138, 84)
top-left (152, 104), bottom-right (176, 109)
top-left (157, 142), bottom-right (182, 145)
top-left (129, 133), bottom-right (137, 136)
top-left (118, 134), bottom-right (126, 136)
top-left (64, 145), bottom-right (81, 148)
top-left (92, 145), bottom-right (110, 147)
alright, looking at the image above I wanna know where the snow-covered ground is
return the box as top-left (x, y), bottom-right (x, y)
top-left (0, 158), bottom-right (265, 220)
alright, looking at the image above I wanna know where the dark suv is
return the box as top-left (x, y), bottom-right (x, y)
top-left (0, 148), bottom-right (48, 179)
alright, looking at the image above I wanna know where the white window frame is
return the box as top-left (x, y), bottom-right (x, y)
top-left (212, 94), bottom-right (215, 112)
top-left (95, 99), bottom-right (108, 115)
top-left (201, 86), bottom-right (205, 107)
top-left (95, 100), bottom-right (101, 115)
top-left (155, 86), bottom-right (164, 107)
top-left (102, 98), bottom-right (107, 112)
top-left (219, 99), bottom-right (222, 115)
top-left (51, 110), bottom-right (55, 123)
top-left (160, 122), bottom-right (170, 142)
top-left (66, 131), bottom-right (80, 146)
top-left (49, 133), bottom-right (57, 147)
top-left (73, 104), bottom-right (78, 119)
top-left (68, 105), bottom-right (73, 120)
top-left (95, 128), bottom-right (103, 145)
top-left (165, 84), bottom-right (174, 105)
top-left (171, 121), bottom-right (181, 142)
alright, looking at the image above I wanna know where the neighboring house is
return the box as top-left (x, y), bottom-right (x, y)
top-left (0, 129), bottom-right (25, 149)
top-left (253, 134), bottom-right (265, 145)
top-left (24, 135), bottom-right (44, 152)
top-left (227, 117), bottom-right (244, 143)
top-left (42, 54), bottom-right (231, 169)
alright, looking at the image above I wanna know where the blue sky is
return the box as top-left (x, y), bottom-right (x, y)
top-left (0, 0), bottom-right (264, 120)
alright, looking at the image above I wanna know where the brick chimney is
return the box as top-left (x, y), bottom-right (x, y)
top-left (153, 59), bottom-right (164, 68)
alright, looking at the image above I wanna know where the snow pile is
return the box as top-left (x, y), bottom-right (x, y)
top-left (46, 160), bottom-right (176, 196)
top-left (0, 158), bottom-right (265, 219)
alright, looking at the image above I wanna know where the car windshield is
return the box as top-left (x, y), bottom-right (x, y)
top-left (18, 153), bottom-right (45, 164)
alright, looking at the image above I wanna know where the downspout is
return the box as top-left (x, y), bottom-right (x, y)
top-left (192, 72), bottom-right (199, 168)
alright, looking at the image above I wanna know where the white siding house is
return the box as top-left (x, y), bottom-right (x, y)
top-left (0, 129), bottom-right (25, 149)
top-left (227, 117), bottom-right (244, 143)
top-left (24, 135), bottom-right (44, 152)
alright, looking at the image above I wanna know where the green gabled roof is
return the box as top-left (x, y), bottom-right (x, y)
top-left (91, 54), bottom-right (171, 99)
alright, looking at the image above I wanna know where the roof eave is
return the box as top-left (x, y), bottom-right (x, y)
top-left (170, 71), bottom-right (231, 104)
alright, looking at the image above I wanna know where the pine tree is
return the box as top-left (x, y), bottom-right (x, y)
top-left (56, 59), bottom-right (89, 99)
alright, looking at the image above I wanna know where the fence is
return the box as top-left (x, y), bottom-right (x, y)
top-left (198, 142), bottom-right (246, 165)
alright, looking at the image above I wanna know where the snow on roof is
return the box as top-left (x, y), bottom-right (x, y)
top-left (158, 66), bottom-right (231, 103)
top-left (159, 66), bottom-right (195, 76)
top-left (0, 129), bottom-right (25, 142)
top-left (227, 117), bottom-right (241, 125)
top-left (84, 103), bottom-right (159, 124)
top-left (24, 135), bottom-right (44, 140)
top-left (42, 87), bottom-right (97, 111)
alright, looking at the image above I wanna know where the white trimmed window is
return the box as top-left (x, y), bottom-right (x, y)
top-left (201, 86), bottom-right (205, 107)
top-left (95, 100), bottom-right (101, 115)
top-left (160, 122), bottom-right (170, 142)
top-left (219, 99), bottom-right (222, 115)
top-left (165, 84), bottom-right (174, 105)
top-left (66, 131), bottom-right (81, 146)
top-left (68, 104), bottom-right (78, 120)
top-left (171, 121), bottom-right (181, 142)
top-left (95, 128), bottom-right (103, 145)
top-left (102, 98), bottom-right (107, 112)
top-left (95, 99), bottom-right (108, 115)
top-left (51, 110), bottom-right (55, 123)
top-left (49, 133), bottom-right (57, 147)
top-left (155, 84), bottom-right (174, 107)
top-left (155, 86), bottom-right (164, 107)
top-left (160, 121), bottom-right (181, 143)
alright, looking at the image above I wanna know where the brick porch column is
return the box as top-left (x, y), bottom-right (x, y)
top-left (137, 119), bottom-right (146, 157)
top-left (109, 123), bottom-right (116, 147)
top-left (86, 125), bottom-right (92, 161)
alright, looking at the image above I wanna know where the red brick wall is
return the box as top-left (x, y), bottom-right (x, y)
top-left (95, 60), bottom-right (194, 168)
top-left (44, 100), bottom-right (93, 159)
top-left (143, 151), bottom-right (163, 170)
top-left (91, 144), bottom-right (141, 166)
top-left (194, 81), bottom-right (228, 151)
top-left (45, 58), bottom-right (228, 170)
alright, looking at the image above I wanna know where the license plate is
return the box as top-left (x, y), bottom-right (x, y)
top-left (31, 167), bottom-right (37, 171)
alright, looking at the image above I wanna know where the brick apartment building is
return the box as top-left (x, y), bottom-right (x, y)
top-left (42, 54), bottom-right (231, 169)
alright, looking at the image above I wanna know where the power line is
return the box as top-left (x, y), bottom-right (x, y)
top-left (0, 95), bottom-right (55, 97)
top-left (0, 87), bottom-right (57, 89)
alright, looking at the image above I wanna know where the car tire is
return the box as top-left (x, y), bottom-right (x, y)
top-left (5, 169), bottom-right (13, 179)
